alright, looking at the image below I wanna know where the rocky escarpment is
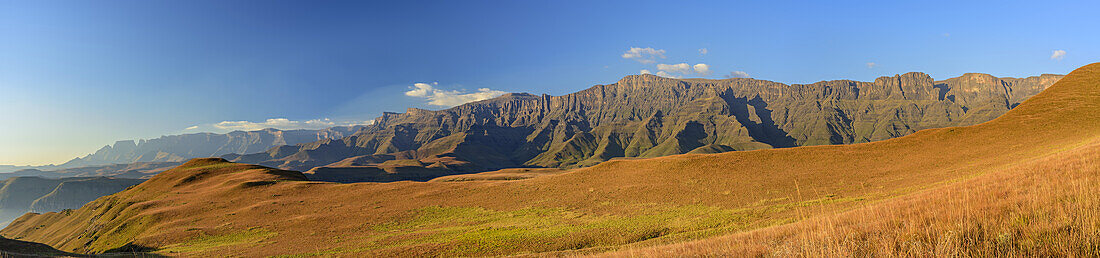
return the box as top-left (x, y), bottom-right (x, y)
top-left (58, 126), bottom-right (364, 168)
top-left (229, 72), bottom-right (1063, 182)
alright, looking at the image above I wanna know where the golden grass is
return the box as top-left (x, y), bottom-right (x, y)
top-left (615, 139), bottom-right (1100, 257)
top-left (3, 63), bottom-right (1099, 257)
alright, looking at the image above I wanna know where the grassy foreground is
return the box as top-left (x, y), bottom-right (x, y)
top-left (614, 138), bottom-right (1100, 257)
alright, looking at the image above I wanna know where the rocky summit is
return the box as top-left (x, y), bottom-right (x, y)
top-left (228, 72), bottom-right (1062, 182)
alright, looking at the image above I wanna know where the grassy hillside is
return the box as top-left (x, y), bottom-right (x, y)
top-left (613, 138), bottom-right (1100, 256)
top-left (1, 63), bottom-right (1097, 257)
top-left (0, 177), bottom-right (144, 228)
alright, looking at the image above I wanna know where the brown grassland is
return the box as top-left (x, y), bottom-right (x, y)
top-left (614, 136), bottom-right (1100, 257)
top-left (2, 63), bottom-right (1099, 257)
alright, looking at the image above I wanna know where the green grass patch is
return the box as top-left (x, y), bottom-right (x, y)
top-left (300, 204), bottom-right (763, 257)
top-left (156, 227), bottom-right (276, 254)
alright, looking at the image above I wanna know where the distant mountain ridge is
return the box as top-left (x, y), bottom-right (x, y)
top-left (47, 126), bottom-right (364, 169)
top-left (0, 162), bottom-right (181, 180)
top-left (228, 72), bottom-right (1062, 182)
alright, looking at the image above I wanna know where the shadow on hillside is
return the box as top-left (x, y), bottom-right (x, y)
top-left (100, 243), bottom-right (169, 257)
top-left (721, 92), bottom-right (798, 148)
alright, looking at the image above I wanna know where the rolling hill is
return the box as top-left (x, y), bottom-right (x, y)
top-left (228, 72), bottom-right (1062, 183)
top-left (0, 177), bottom-right (144, 228)
top-left (1, 64), bottom-right (1094, 257)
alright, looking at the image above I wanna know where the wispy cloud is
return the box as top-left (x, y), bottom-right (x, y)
top-left (187, 118), bottom-right (373, 132)
top-left (656, 71), bottom-right (680, 78)
top-left (724, 71), bottom-right (750, 78)
top-left (866, 62), bottom-right (877, 68)
top-left (693, 63), bottom-right (712, 76)
top-left (1051, 50), bottom-right (1066, 60)
top-left (622, 47), bottom-right (666, 64)
top-left (657, 63), bottom-right (693, 74)
top-left (625, 47), bottom-right (720, 78)
top-left (405, 82), bottom-right (507, 107)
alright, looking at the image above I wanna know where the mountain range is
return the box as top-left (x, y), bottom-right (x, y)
top-left (0, 126), bottom-right (363, 176)
top-left (1, 63), bottom-right (1094, 256)
top-left (0, 162), bottom-right (180, 180)
top-left (228, 72), bottom-right (1062, 182)
top-left (60, 126), bottom-right (363, 168)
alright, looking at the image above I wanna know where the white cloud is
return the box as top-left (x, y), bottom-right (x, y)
top-left (657, 63), bottom-right (693, 74)
top-left (404, 82), bottom-right (436, 97)
top-left (655, 63), bottom-right (712, 77)
top-left (724, 71), bottom-right (750, 78)
top-left (210, 118), bottom-right (373, 131)
top-left (655, 71), bottom-right (681, 78)
top-left (693, 63), bottom-right (712, 76)
top-left (404, 82), bottom-right (507, 107)
top-left (188, 118), bottom-right (373, 132)
top-left (621, 47), bottom-right (666, 64)
top-left (866, 62), bottom-right (877, 68)
top-left (698, 48), bottom-right (708, 55)
top-left (640, 69), bottom-right (652, 75)
top-left (1051, 50), bottom-right (1066, 60)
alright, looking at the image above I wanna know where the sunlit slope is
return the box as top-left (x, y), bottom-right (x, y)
top-left (2, 63), bottom-right (1097, 257)
top-left (617, 132), bottom-right (1100, 257)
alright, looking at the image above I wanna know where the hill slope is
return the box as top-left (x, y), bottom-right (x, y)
top-left (2, 64), bottom-right (1093, 256)
top-left (615, 137), bottom-right (1100, 257)
top-left (0, 177), bottom-right (144, 228)
top-left (228, 72), bottom-right (1062, 182)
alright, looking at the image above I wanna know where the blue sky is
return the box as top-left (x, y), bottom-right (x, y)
top-left (1, 0), bottom-right (1097, 165)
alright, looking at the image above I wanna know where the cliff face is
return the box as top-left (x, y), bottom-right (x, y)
top-left (229, 73), bottom-right (1063, 181)
top-left (60, 126), bottom-right (363, 168)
